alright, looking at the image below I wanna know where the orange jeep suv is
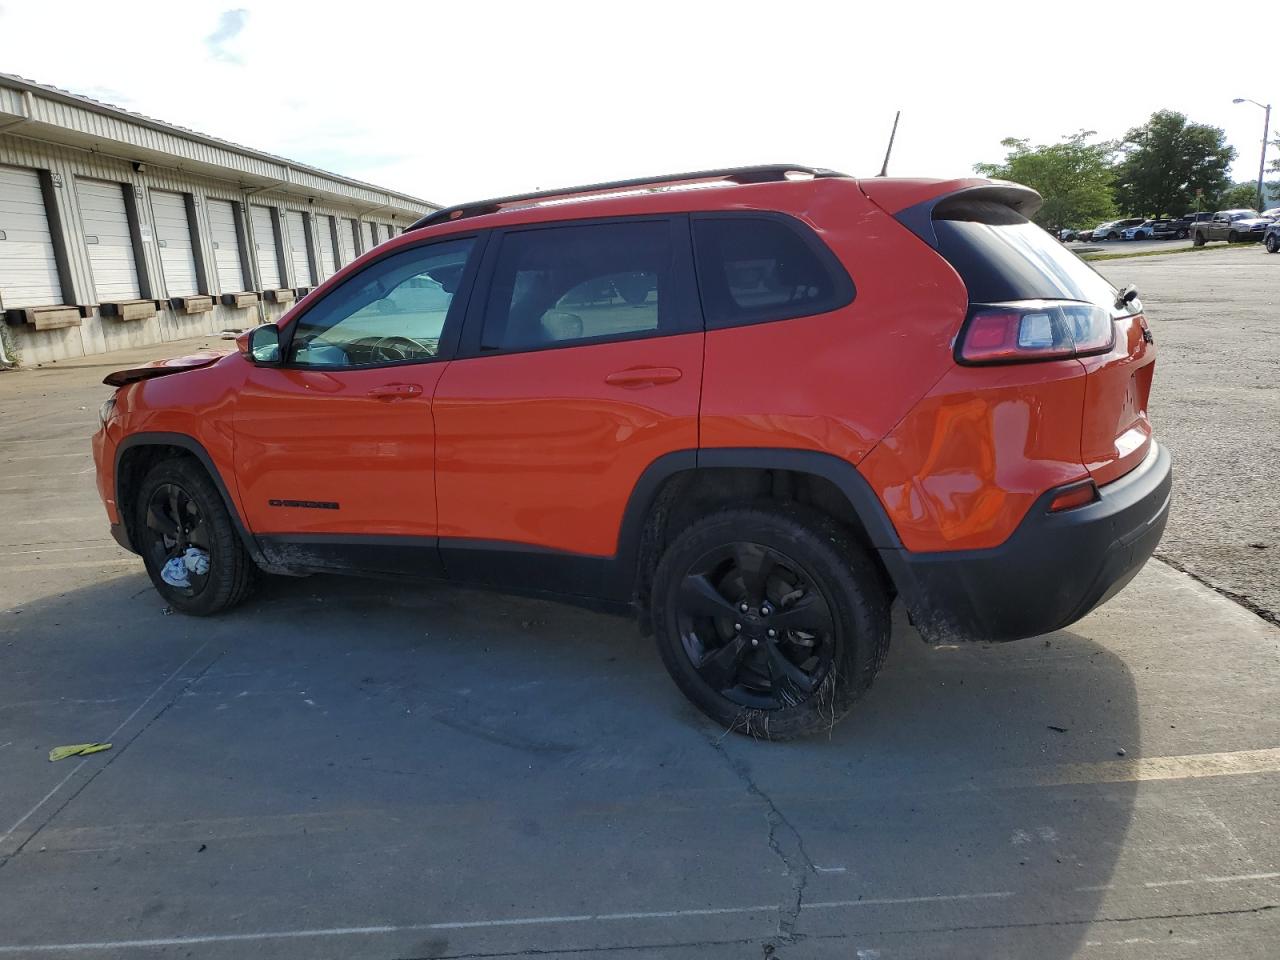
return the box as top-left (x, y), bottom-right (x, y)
top-left (92, 165), bottom-right (1170, 738)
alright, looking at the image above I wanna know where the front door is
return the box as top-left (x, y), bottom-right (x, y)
top-left (233, 234), bottom-right (480, 572)
top-left (432, 216), bottom-right (703, 597)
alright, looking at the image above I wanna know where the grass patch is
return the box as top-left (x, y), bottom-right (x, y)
top-left (1079, 242), bottom-right (1268, 262)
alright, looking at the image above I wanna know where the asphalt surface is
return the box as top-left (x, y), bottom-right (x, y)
top-left (1, 252), bottom-right (1278, 958)
top-left (1093, 245), bottom-right (1280, 623)
top-left (1069, 237), bottom-right (1194, 256)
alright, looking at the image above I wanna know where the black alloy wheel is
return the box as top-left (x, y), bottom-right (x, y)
top-left (142, 481), bottom-right (211, 598)
top-left (675, 541), bottom-right (835, 710)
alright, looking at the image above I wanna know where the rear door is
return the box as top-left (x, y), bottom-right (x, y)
top-left (432, 216), bottom-right (703, 594)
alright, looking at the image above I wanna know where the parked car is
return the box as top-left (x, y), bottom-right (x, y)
top-left (1265, 219), bottom-right (1280, 253)
top-left (1262, 208), bottom-right (1280, 220)
top-left (91, 165), bottom-right (1169, 739)
top-left (1190, 209), bottom-right (1272, 245)
top-left (1091, 218), bottom-right (1145, 241)
top-left (1122, 219), bottom-right (1178, 240)
top-left (1172, 212), bottom-right (1212, 239)
top-left (1058, 227), bottom-right (1078, 242)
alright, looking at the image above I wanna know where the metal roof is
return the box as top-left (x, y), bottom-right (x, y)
top-left (0, 73), bottom-right (439, 214)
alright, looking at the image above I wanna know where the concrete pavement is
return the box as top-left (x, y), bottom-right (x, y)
top-left (0, 266), bottom-right (1277, 958)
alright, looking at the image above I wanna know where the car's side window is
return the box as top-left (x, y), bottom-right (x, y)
top-left (691, 215), bottom-right (854, 329)
top-left (479, 220), bottom-right (675, 352)
top-left (287, 237), bottom-right (475, 367)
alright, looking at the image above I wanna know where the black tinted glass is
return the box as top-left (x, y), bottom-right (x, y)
top-left (481, 220), bottom-right (674, 352)
top-left (933, 201), bottom-right (1116, 305)
top-left (693, 216), bottom-right (851, 327)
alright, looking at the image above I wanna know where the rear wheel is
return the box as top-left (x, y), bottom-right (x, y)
top-left (1266, 234), bottom-right (1279, 254)
top-left (1228, 230), bottom-right (1239, 243)
top-left (134, 458), bottom-right (255, 615)
top-left (651, 505), bottom-right (889, 739)
top-left (1107, 231), bottom-right (1119, 240)
top-left (1193, 232), bottom-right (1205, 247)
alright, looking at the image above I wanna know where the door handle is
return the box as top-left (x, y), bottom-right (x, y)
top-left (604, 367), bottom-right (683, 387)
top-left (366, 383), bottom-right (423, 399)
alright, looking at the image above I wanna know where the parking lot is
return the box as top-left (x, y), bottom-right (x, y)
top-left (0, 246), bottom-right (1277, 959)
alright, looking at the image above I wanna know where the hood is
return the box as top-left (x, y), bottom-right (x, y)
top-left (102, 349), bottom-right (231, 387)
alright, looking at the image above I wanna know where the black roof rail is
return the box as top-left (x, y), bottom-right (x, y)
top-left (407, 164), bottom-right (847, 231)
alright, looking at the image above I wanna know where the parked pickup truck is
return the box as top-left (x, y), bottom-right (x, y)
top-left (1190, 209), bottom-right (1272, 245)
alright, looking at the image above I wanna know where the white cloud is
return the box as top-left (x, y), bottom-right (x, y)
top-left (205, 8), bottom-right (249, 64)
top-left (0, 0), bottom-right (1273, 205)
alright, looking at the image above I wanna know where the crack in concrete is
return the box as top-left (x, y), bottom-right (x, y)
top-left (705, 734), bottom-right (814, 943)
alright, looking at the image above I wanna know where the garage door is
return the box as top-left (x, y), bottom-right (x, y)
top-left (149, 190), bottom-right (199, 297)
top-left (318, 214), bottom-right (339, 277)
top-left (207, 198), bottom-right (247, 293)
top-left (285, 210), bottom-right (315, 286)
top-left (0, 165), bottom-right (62, 308)
top-left (250, 204), bottom-right (282, 289)
top-left (348, 218), bottom-right (362, 258)
top-left (77, 178), bottom-right (141, 301)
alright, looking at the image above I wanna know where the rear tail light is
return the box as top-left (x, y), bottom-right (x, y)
top-left (957, 300), bottom-right (1116, 365)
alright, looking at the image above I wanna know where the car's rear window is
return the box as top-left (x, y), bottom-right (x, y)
top-left (933, 200), bottom-right (1116, 305)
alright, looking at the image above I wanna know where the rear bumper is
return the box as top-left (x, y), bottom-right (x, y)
top-left (881, 442), bottom-right (1172, 643)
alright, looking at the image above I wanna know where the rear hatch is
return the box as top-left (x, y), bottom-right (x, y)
top-left (928, 195), bottom-right (1155, 486)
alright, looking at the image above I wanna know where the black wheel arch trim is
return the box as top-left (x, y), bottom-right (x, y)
top-left (113, 432), bottom-right (266, 566)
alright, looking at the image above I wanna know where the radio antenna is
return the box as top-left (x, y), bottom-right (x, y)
top-left (877, 110), bottom-right (901, 177)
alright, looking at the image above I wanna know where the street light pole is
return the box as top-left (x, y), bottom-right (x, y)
top-left (1233, 98), bottom-right (1272, 213)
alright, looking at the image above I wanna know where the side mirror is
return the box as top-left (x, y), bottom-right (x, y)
top-left (239, 324), bottom-right (282, 365)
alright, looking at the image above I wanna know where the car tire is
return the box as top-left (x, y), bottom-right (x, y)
top-left (1267, 234), bottom-right (1280, 254)
top-left (650, 503), bottom-right (890, 740)
top-left (1193, 233), bottom-right (1205, 247)
top-left (1107, 231), bottom-right (1119, 240)
top-left (1228, 231), bottom-right (1239, 243)
top-left (134, 457), bottom-right (256, 616)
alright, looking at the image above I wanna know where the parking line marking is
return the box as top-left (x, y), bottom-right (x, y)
top-left (0, 642), bottom-right (210, 856)
top-left (1006, 747), bottom-right (1280, 788)
top-left (0, 558), bottom-right (136, 574)
top-left (0, 891), bottom-right (1019, 953)
top-left (3, 452), bottom-right (89, 462)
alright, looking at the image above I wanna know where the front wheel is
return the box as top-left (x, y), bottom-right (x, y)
top-left (1193, 233), bottom-right (1206, 247)
top-left (135, 457), bottom-right (256, 615)
top-left (651, 505), bottom-right (890, 739)
top-left (1107, 231), bottom-right (1119, 241)
top-left (1266, 234), bottom-right (1279, 254)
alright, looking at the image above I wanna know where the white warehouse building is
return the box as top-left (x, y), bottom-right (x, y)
top-left (0, 73), bottom-right (439, 365)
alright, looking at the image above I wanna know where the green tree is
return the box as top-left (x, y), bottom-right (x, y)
top-left (1218, 182), bottom-right (1263, 210)
top-left (974, 131), bottom-right (1116, 232)
top-left (1112, 110), bottom-right (1235, 217)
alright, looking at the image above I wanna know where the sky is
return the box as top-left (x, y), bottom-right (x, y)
top-left (0, 0), bottom-right (1274, 206)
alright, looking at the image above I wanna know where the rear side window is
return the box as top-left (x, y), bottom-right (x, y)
top-left (933, 200), bottom-right (1116, 305)
top-left (692, 215), bottom-right (853, 328)
top-left (480, 219), bottom-right (680, 352)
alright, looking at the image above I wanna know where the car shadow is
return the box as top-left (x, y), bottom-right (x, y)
top-left (0, 571), bottom-right (1139, 957)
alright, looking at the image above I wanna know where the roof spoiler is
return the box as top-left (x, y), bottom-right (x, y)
top-left (875, 181), bottom-right (1043, 250)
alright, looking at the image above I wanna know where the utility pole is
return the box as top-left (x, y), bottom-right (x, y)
top-left (1233, 98), bottom-right (1272, 212)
